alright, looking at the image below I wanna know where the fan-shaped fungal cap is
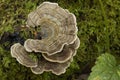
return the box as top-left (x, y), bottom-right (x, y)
top-left (24, 2), bottom-right (78, 55)
top-left (69, 37), bottom-right (80, 56)
top-left (10, 2), bottom-right (80, 75)
top-left (70, 37), bottom-right (80, 49)
top-left (42, 45), bottom-right (72, 63)
top-left (31, 58), bottom-right (71, 75)
top-left (42, 37), bottom-right (80, 63)
top-left (31, 37), bottom-right (80, 75)
top-left (11, 43), bottom-right (37, 67)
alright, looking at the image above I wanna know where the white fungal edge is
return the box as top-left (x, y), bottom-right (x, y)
top-left (24, 1), bottom-right (78, 55)
top-left (24, 35), bottom-right (77, 56)
top-left (69, 13), bottom-right (78, 34)
top-left (37, 2), bottom-right (58, 9)
top-left (11, 43), bottom-right (37, 68)
top-left (26, 2), bottom-right (59, 27)
top-left (42, 49), bottom-right (73, 63)
top-left (74, 37), bottom-right (80, 49)
top-left (31, 67), bottom-right (44, 74)
top-left (30, 59), bottom-right (72, 75)
top-left (11, 43), bottom-right (18, 58)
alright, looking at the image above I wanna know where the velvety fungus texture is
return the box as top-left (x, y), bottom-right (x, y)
top-left (10, 2), bottom-right (80, 75)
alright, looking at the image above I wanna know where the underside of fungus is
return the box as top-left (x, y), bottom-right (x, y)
top-left (10, 2), bottom-right (80, 75)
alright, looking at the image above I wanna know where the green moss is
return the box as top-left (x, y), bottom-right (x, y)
top-left (0, 0), bottom-right (120, 80)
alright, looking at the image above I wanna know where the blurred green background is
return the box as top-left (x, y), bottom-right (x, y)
top-left (0, 0), bottom-right (120, 80)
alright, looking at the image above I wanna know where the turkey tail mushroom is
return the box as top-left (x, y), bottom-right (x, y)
top-left (31, 37), bottom-right (80, 75)
top-left (31, 58), bottom-right (71, 75)
top-left (42, 37), bottom-right (80, 63)
top-left (11, 43), bottom-right (37, 67)
top-left (42, 45), bottom-right (73, 63)
top-left (25, 2), bottom-right (78, 55)
top-left (10, 2), bottom-right (80, 75)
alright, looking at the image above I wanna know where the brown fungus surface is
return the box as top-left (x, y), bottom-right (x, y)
top-left (31, 37), bottom-right (80, 75)
top-left (42, 37), bottom-right (80, 63)
top-left (42, 45), bottom-right (73, 63)
top-left (10, 2), bottom-right (80, 75)
top-left (11, 43), bottom-right (38, 67)
top-left (31, 58), bottom-right (71, 75)
top-left (24, 2), bottom-right (78, 55)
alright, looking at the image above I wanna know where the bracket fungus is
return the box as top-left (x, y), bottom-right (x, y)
top-left (10, 2), bottom-right (80, 75)
top-left (24, 2), bottom-right (78, 55)
top-left (11, 43), bottom-right (38, 67)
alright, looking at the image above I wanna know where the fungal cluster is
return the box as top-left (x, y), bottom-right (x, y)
top-left (10, 2), bottom-right (80, 75)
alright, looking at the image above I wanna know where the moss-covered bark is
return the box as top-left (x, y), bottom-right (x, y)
top-left (0, 0), bottom-right (120, 80)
